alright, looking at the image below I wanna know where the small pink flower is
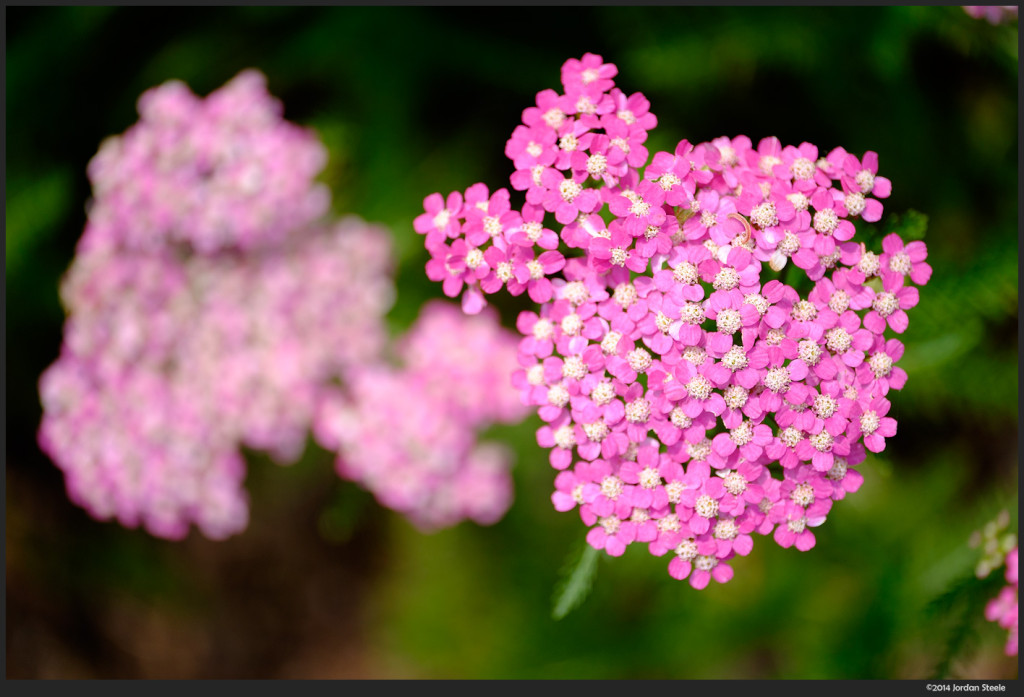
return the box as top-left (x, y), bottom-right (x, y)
top-left (879, 233), bottom-right (932, 288)
top-left (862, 284), bottom-right (919, 334)
top-left (414, 190), bottom-right (463, 250)
top-left (847, 395), bottom-right (897, 453)
top-left (561, 53), bottom-right (618, 97)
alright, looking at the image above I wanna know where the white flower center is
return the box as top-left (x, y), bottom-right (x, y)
top-left (655, 311), bottom-right (674, 334)
top-left (722, 346), bottom-right (748, 371)
top-left (723, 471), bottom-right (747, 496)
top-left (750, 201), bottom-right (779, 229)
top-left (584, 420), bottom-right (610, 443)
top-left (813, 394), bottom-right (837, 418)
top-left (591, 381), bottom-right (616, 406)
top-left (658, 480), bottom-right (682, 505)
top-left (811, 430), bottom-right (834, 452)
top-left (791, 157), bottom-right (815, 180)
top-left (543, 108), bottom-right (566, 130)
top-left (855, 169), bottom-right (875, 193)
top-left (764, 367), bottom-right (790, 393)
top-left (465, 248), bottom-right (485, 269)
top-left (730, 421), bottom-right (753, 446)
top-left (587, 153), bottom-right (608, 178)
top-left (629, 198), bottom-right (651, 218)
top-left (680, 302), bottom-right (706, 325)
top-left (827, 458), bottom-right (848, 481)
top-left (868, 351), bottom-right (893, 378)
top-left (433, 209), bottom-right (451, 230)
top-left (639, 467), bottom-right (661, 489)
top-left (601, 330), bottom-right (622, 355)
top-left (780, 427), bottom-right (804, 448)
top-left (625, 398), bottom-right (651, 423)
top-left (561, 313), bottom-right (583, 336)
top-left (723, 385), bottom-right (748, 409)
top-left (673, 262), bottom-right (699, 285)
top-left (825, 327), bottom-right (852, 354)
top-left (547, 384), bottom-right (570, 407)
top-left (562, 356), bottom-right (587, 380)
top-left (828, 289), bottom-right (850, 314)
top-left (562, 281), bottom-right (589, 305)
top-left (695, 494), bottom-right (719, 519)
top-left (798, 339), bottom-right (822, 366)
top-left (675, 538), bottom-right (698, 561)
top-left (688, 438), bottom-right (712, 461)
top-left (714, 518), bottom-right (738, 540)
top-left (860, 410), bottom-right (880, 435)
top-left (559, 178), bottom-right (582, 203)
top-left (791, 483), bottom-right (815, 507)
top-left (613, 283), bottom-right (638, 308)
top-left (687, 376), bottom-right (712, 400)
top-left (845, 192), bottom-right (866, 217)
top-left (813, 208), bottom-right (839, 235)
top-left (527, 365), bottom-right (545, 385)
top-left (872, 292), bottom-right (898, 318)
top-left (889, 252), bottom-right (912, 275)
top-left (532, 319), bottom-right (554, 341)
top-left (484, 215), bottom-right (503, 237)
top-left (553, 425), bottom-right (576, 449)
top-left (683, 346), bottom-right (707, 365)
top-left (627, 348), bottom-right (652, 373)
top-left (791, 300), bottom-right (818, 322)
top-left (788, 192), bottom-right (810, 211)
top-left (658, 173), bottom-right (682, 191)
top-left (600, 475), bottom-right (624, 500)
top-left (858, 251), bottom-right (881, 277)
top-left (670, 407), bottom-right (692, 429)
top-left (744, 293), bottom-right (769, 315)
top-left (599, 515), bottom-right (621, 535)
top-left (714, 267), bottom-right (740, 291)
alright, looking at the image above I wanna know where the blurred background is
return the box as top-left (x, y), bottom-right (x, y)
top-left (6, 6), bottom-right (1018, 679)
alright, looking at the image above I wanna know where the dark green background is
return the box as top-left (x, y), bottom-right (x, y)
top-left (6, 6), bottom-right (1018, 679)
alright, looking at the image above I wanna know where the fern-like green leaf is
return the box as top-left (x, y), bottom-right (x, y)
top-left (551, 542), bottom-right (599, 620)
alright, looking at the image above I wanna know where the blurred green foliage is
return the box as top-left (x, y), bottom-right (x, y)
top-left (6, 6), bottom-right (1018, 679)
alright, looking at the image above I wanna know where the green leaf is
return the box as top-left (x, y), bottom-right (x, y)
top-left (551, 542), bottom-right (599, 621)
top-left (925, 570), bottom-right (1007, 679)
top-left (885, 209), bottom-right (929, 241)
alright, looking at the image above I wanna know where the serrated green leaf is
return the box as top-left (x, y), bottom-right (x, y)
top-left (886, 209), bottom-right (929, 241)
top-left (551, 542), bottom-right (599, 621)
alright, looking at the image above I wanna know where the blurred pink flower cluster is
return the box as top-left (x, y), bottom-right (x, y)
top-left (84, 70), bottom-right (330, 254)
top-left (416, 54), bottom-right (931, 588)
top-left (963, 6), bottom-right (1018, 24)
top-left (985, 546), bottom-right (1018, 656)
top-left (39, 71), bottom-right (524, 540)
top-left (314, 301), bottom-right (527, 530)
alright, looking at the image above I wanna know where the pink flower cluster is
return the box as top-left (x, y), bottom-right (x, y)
top-left (963, 6), bottom-right (1018, 24)
top-left (39, 219), bottom-right (395, 540)
top-left (84, 70), bottom-right (330, 254)
top-left (987, 544), bottom-right (1019, 655)
top-left (416, 54), bottom-right (931, 588)
top-left (313, 301), bottom-right (527, 531)
top-left (985, 546), bottom-right (1018, 656)
top-left (39, 71), bottom-right (524, 540)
